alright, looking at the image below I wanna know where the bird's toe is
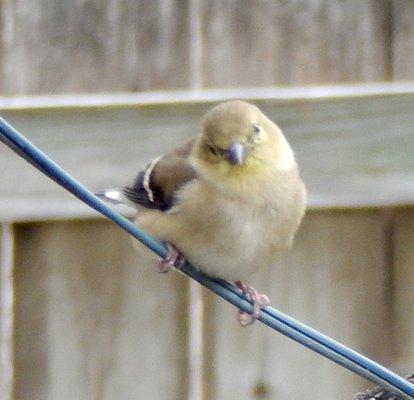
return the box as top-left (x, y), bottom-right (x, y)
top-left (235, 281), bottom-right (270, 327)
top-left (158, 242), bottom-right (185, 273)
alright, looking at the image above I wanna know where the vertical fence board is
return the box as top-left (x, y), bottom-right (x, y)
top-left (201, 0), bottom-right (390, 87)
top-left (203, 211), bottom-right (392, 400)
top-left (393, 211), bottom-right (414, 373)
top-left (13, 220), bottom-right (188, 400)
top-left (1, 0), bottom-right (191, 95)
top-left (391, 0), bottom-right (414, 80)
top-left (0, 224), bottom-right (14, 400)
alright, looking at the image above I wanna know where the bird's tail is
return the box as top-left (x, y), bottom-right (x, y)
top-left (94, 188), bottom-right (134, 206)
top-left (353, 374), bottom-right (414, 399)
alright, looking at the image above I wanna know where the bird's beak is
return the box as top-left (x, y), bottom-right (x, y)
top-left (227, 142), bottom-right (247, 166)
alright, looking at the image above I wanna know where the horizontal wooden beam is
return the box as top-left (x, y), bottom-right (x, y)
top-left (0, 84), bottom-right (413, 221)
top-left (0, 82), bottom-right (414, 110)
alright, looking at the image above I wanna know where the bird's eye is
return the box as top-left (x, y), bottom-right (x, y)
top-left (206, 143), bottom-right (218, 156)
top-left (251, 124), bottom-right (263, 143)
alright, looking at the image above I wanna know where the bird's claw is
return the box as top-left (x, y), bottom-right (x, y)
top-left (158, 243), bottom-right (185, 273)
top-left (235, 281), bottom-right (271, 326)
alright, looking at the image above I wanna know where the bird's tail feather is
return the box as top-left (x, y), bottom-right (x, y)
top-left (94, 188), bottom-right (133, 205)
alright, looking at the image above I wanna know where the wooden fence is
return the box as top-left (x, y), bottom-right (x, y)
top-left (0, 1), bottom-right (414, 399)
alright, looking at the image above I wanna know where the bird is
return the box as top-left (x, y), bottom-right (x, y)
top-left (98, 100), bottom-right (306, 325)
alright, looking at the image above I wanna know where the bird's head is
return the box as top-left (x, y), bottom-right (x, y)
top-left (191, 100), bottom-right (296, 193)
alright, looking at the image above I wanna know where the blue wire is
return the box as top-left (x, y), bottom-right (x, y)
top-left (1, 115), bottom-right (413, 399)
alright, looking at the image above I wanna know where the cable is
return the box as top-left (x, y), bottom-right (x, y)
top-left (1, 116), bottom-right (413, 399)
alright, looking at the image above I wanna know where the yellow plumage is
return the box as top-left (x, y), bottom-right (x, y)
top-left (131, 100), bottom-right (306, 325)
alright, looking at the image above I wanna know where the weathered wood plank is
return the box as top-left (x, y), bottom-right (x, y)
top-left (1, 0), bottom-right (191, 95)
top-left (393, 210), bottom-right (414, 373)
top-left (0, 223), bottom-right (14, 400)
top-left (391, 0), bottom-right (414, 80)
top-left (13, 220), bottom-right (188, 400)
top-left (0, 224), bottom-right (14, 400)
top-left (203, 211), bottom-right (393, 400)
top-left (0, 86), bottom-right (413, 221)
top-left (201, 0), bottom-right (391, 87)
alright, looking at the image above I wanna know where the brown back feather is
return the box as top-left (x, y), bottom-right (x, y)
top-left (123, 139), bottom-right (197, 211)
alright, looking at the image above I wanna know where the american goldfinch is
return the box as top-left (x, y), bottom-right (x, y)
top-left (353, 374), bottom-right (414, 400)
top-left (100, 100), bottom-right (306, 325)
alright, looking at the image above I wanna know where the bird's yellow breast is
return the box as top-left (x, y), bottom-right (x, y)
top-left (192, 154), bottom-right (276, 196)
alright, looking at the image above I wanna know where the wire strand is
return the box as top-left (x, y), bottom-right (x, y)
top-left (0, 116), bottom-right (413, 399)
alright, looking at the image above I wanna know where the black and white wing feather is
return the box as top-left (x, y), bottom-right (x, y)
top-left (97, 139), bottom-right (196, 212)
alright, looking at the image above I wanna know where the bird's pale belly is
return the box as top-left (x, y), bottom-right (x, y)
top-left (177, 206), bottom-right (286, 283)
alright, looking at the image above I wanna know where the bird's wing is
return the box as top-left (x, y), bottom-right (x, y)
top-left (123, 139), bottom-right (197, 211)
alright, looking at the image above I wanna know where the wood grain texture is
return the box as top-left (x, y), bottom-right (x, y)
top-left (202, 211), bottom-right (393, 400)
top-left (0, 226), bottom-right (2, 346)
top-left (391, 0), bottom-right (414, 80)
top-left (0, 224), bottom-right (14, 400)
top-left (201, 0), bottom-right (391, 87)
top-left (13, 220), bottom-right (188, 400)
top-left (1, 0), bottom-right (191, 95)
top-left (393, 210), bottom-right (414, 373)
top-left (0, 89), bottom-right (413, 221)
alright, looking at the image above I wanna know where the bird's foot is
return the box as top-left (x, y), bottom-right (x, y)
top-left (158, 242), bottom-right (185, 273)
top-left (235, 281), bottom-right (270, 326)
